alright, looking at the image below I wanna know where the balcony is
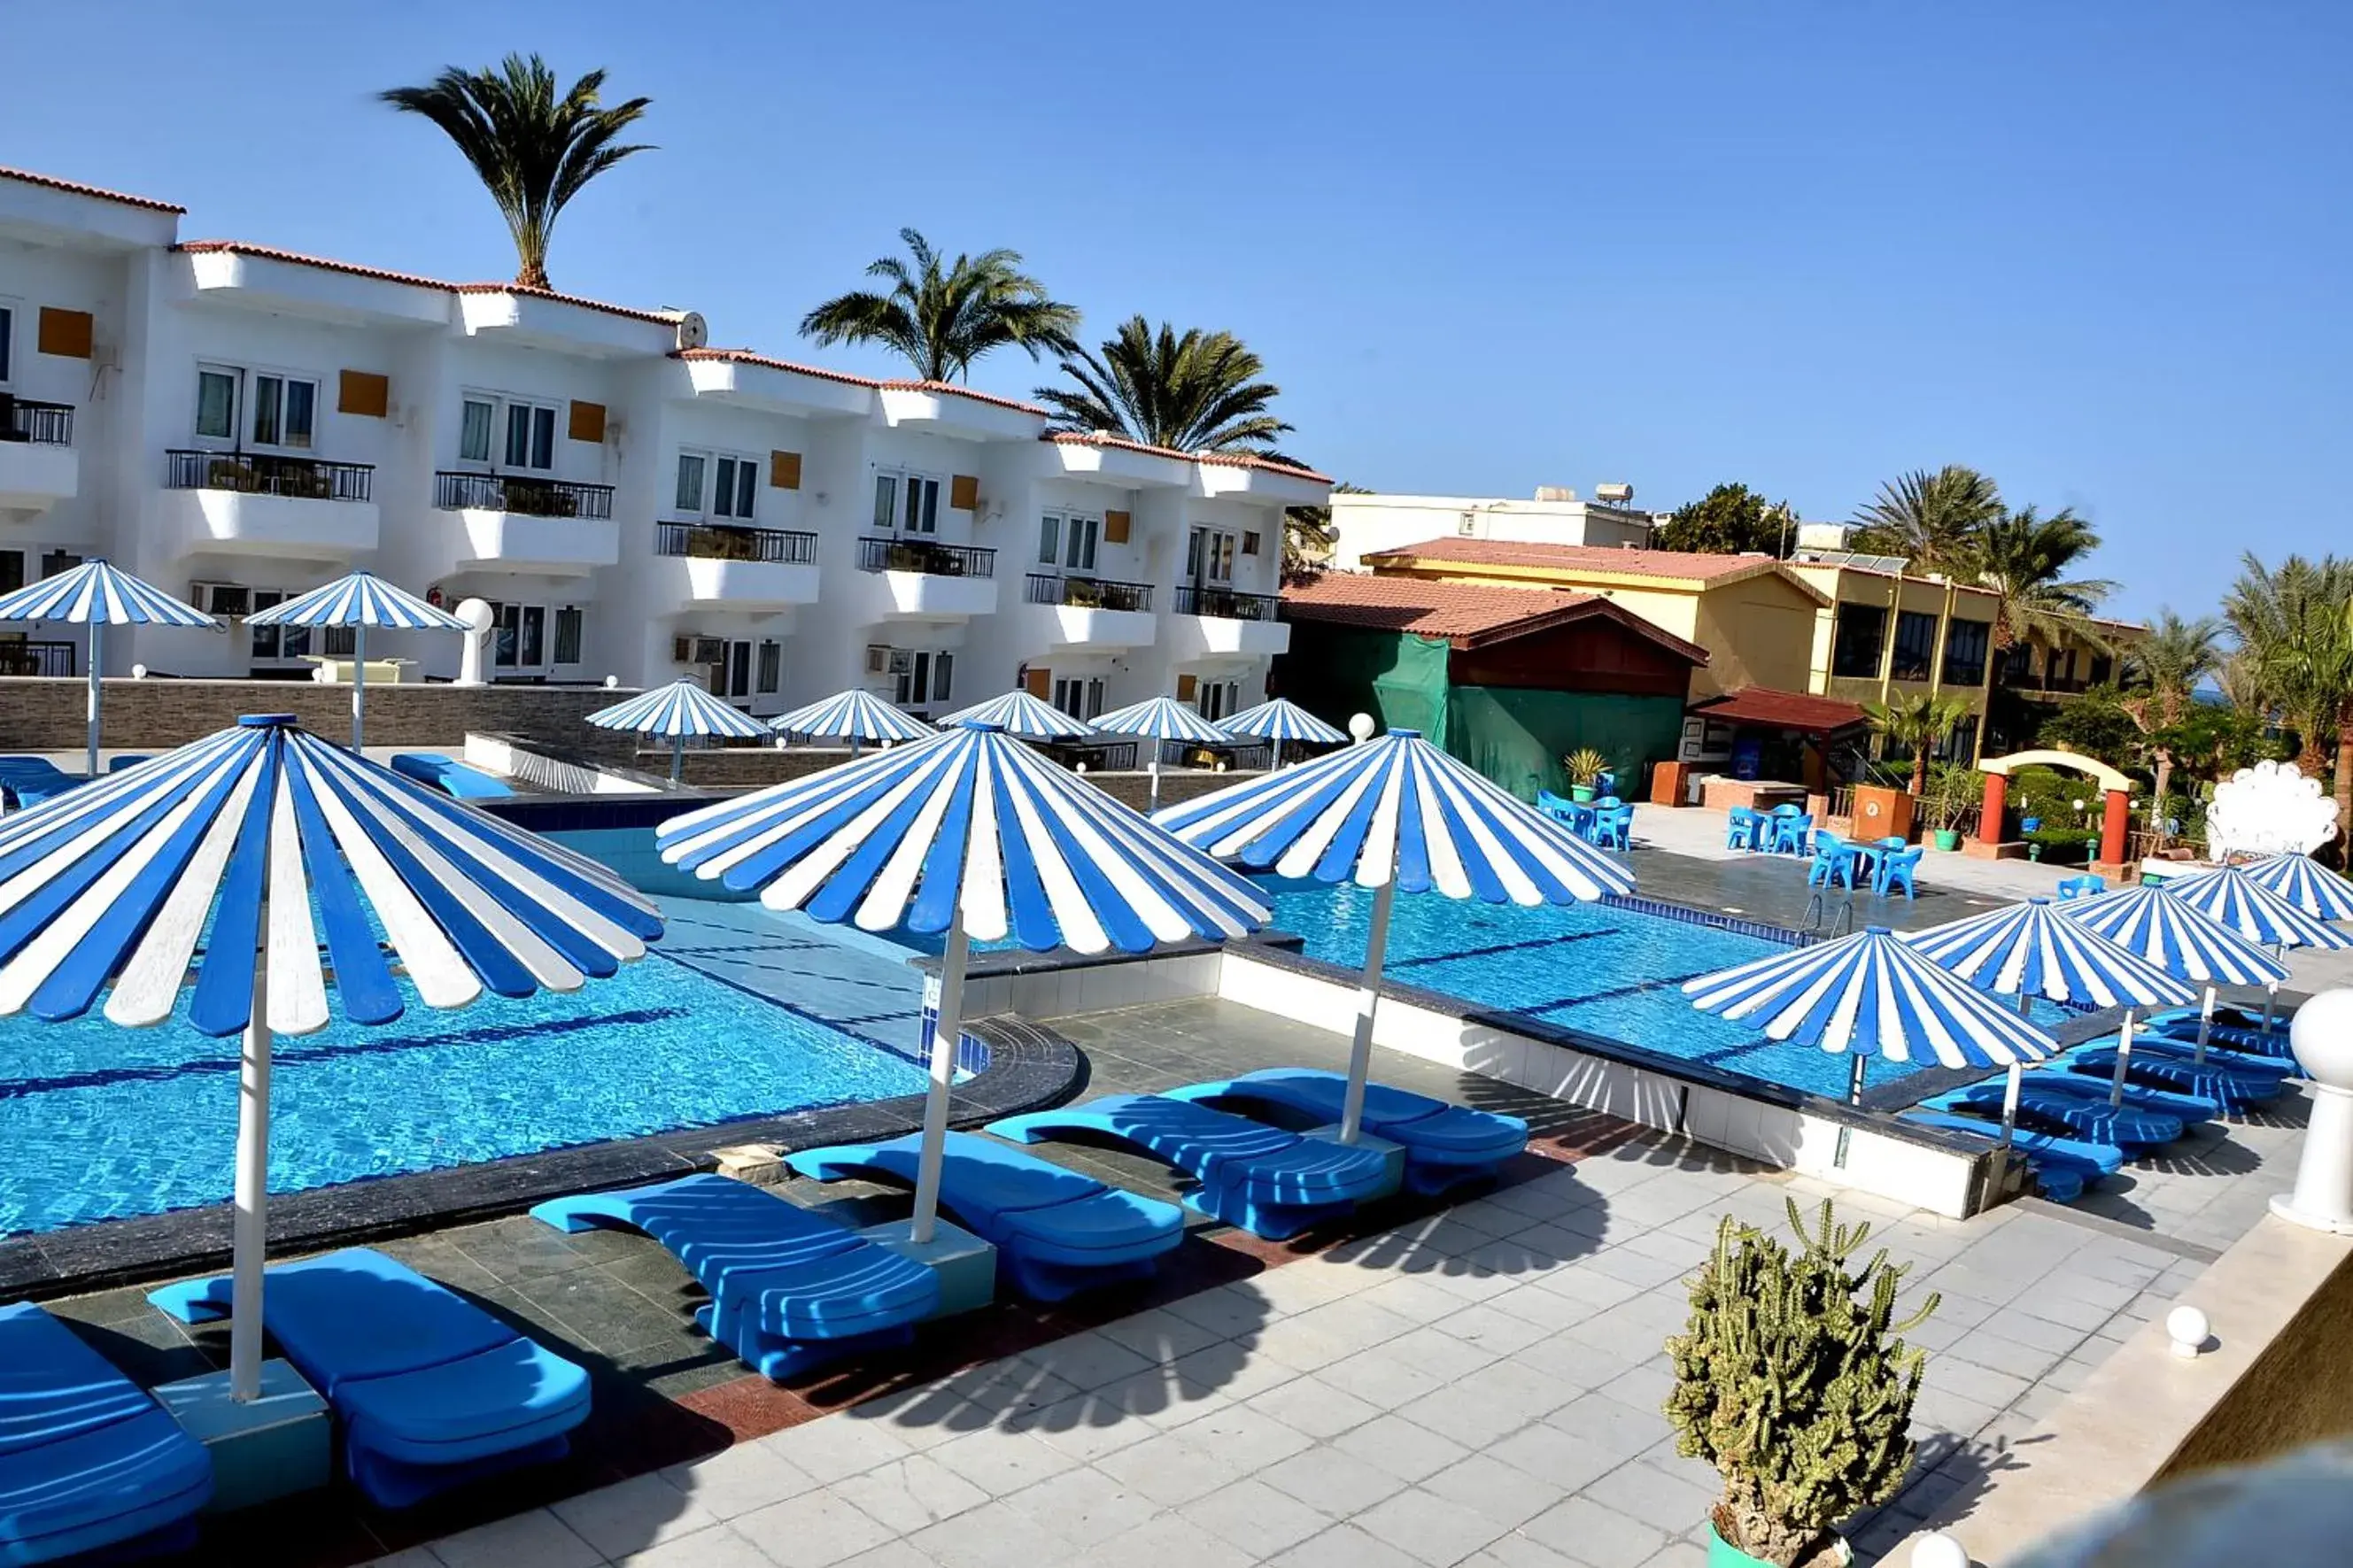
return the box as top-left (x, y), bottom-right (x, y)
top-left (1165, 584), bottom-right (1289, 659)
top-left (855, 535), bottom-right (999, 621)
top-left (430, 470), bottom-right (619, 575)
top-left (653, 521), bottom-right (822, 612)
top-left (1022, 573), bottom-right (1158, 651)
top-left (0, 398), bottom-right (78, 514)
top-left (0, 639), bottom-right (74, 676)
top-left (160, 449), bottom-right (378, 560)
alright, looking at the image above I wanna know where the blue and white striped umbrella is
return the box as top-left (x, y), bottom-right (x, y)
top-left (1089, 696), bottom-right (1234, 811)
top-left (1685, 926), bottom-right (2056, 1080)
top-left (1904, 898), bottom-right (2195, 1010)
top-left (2161, 864), bottom-right (2353, 953)
top-left (0, 714), bottom-right (662, 1396)
top-left (659, 722), bottom-right (1269, 1240)
top-left (1154, 727), bottom-right (1632, 1139)
top-left (2055, 883), bottom-right (2290, 986)
top-left (2242, 852), bottom-right (2353, 923)
top-left (588, 678), bottom-right (770, 784)
top-left (0, 559), bottom-right (219, 779)
top-left (244, 571), bottom-right (469, 752)
top-left (1219, 697), bottom-right (1349, 747)
top-left (937, 690), bottom-right (1095, 739)
top-left (770, 689), bottom-right (933, 749)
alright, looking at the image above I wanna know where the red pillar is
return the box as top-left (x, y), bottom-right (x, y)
top-left (1978, 773), bottom-right (2009, 847)
top-left (2100, 787), bottom-right (2130, 866)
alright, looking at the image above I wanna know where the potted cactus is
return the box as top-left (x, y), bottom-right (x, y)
top-left (1564, 746), bottom-right (1610, 804)
top-left (1667, 1200), bottom-right (1938, 1568)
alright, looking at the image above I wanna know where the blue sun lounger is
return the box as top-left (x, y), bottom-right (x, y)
top-left (0, 1302), bottom-right (213, 1565)
top-left (1897, 1108), bottom-right (2123, 1204)
top-left (146, 1248), bottom-right (587, 1510)
top-left (1161, 1069), bottom-right (1529, 1194)
top-left (2060, 1042), bottom-right (2285, 1108)
top-left (2150, 1015), bottom-right (2295, 1059)
top-left (785, 1132), bottom-right (1184, 1302)
top-left (530, 1173), bottom-right (939, 1380)
top-left (987, 1093), bottom-right (1393, 1240)
top-left (389, 753), bottom-right (515, 800)
top-left (1927, 1081), bottom-right (2185, 1147)
top-left (0, 759), bottom-right (81, 811)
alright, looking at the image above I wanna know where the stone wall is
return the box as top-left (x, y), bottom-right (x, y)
top-left (0, 676), bottom-right (639, 755)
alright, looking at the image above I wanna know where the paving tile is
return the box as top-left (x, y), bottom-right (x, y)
top-left (905, 1497), bottom-right (1081, 1568)
top-left (552, 1473), bottom-right (721, 1559)
top-left (829, 1546), bottom-right (939, 1568)
top-left (1176, 1400), bottom-right (1321, 1468)
top-left (1173, 1338), bottom-right (1310, 1400)
top-left (664, 1441), bottom-right (820, 1521)
top-left (762, 1413), bottom-right (917, 1483)
top-left (1180, 1476), bottom-right (1335, 1556)
top-left (1521, 1495), bottom-right (1670, 1568)
top-left (1250, 1374), bottom-right (1386, 1440)
top-left (1485, 1421), bottom-right (1626, 1491)
top-left (925, 1427), bottom-right (1082, 1496)
top-left (730, 1491), bottom-right (899, 1568)
top-left (1460, 1534), bottom-right (1588, 1567)
top-left (1262, 1443), bottom-right (1411, 1517)
top-left (1580, 1458), bottom-right (1719, 1527)
top-left (1002, 1463), bottom-right (1160, 1546)
top-left (424, 1509), bottom-right (603, 1568)
top-left (1430, 1303), bottom-right (1556, 1358)
top-left (615, 1523), bottom-right (782, 1568)
top-left (1266, 1523), bottom-right (1425, 1568)
top-left (1010, 1393), bottom-right (1159, 1462)
top-left (832, 1454), bottom-right (991, 1533)
top-left (1397, 1385), bottom-right (1538, 1449)
top-left (1097, 1304), bottom-right (1231, 1363)
top-left (1351, 1486), bottom-right (1512, 1564)
top-left (1091, 1429), bottom-right (1247, 1506)
top-left (1420, 1450), bottom-right (1567, 1531)
top-left (1017, 1329), bottom-right (1159, 1391)
top-left (1330, 1412), bottom-right (1474, 1484)
top-left (1318, 1345), bottom-right (1451, 1409)
top-left (1088, 1510), bottom-right (1261, 1568)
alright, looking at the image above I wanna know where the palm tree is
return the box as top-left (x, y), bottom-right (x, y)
top-left (1966, 504), bottom-right (2117, 654)
top-left (1849, 466), bottom-right (2003, 572)
top-left (1864, 691), bottom-right (1977, 798)
top-left (2119, 609), bottom-right (2223, 841)
top-left (800, 229), bottom-right (1080, 382)
top-left (2223, 552), bottom-right (2353, 842)
top-left (1034, 317), bottom-right (1294, 458)
top-left (382, 54), bottom-right (652, 290)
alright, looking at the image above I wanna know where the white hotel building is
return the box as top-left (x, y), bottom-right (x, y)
top-left (0, 166), bottom-right (1320, 722)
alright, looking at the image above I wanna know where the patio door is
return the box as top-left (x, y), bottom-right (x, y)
top-left (1186, 527), bottom-right (1236, 589)
top-left (489, 602), bottom-right (548, 676)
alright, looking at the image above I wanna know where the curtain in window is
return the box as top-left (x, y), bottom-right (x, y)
top-left (196, 370), bottom-right (237, 440)
top-left (530, 406), bottom-right (555, 469)
top-left (756, 641), bottom-right (781, 693)
top-left (676, 454), bottom-right (706, 512)
top-left (283, 380), bottom-right (315, 450)
top-left (461, 399), bottom-right (494, 462)
top-left (1038, 515), bottom-right (1061, 565)
top-left (252, 376), bottom-right (283, 445)
top-left (553, 607), bottom-right (584, 665)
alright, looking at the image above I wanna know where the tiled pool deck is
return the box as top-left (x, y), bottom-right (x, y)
top-left (50, 991), bottom-right (2295, 1567)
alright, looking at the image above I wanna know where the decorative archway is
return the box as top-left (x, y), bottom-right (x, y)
top-left (1974, 749), bottom-right (2136, 870)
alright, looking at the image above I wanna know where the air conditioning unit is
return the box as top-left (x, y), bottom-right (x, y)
top-left (865, 644), bottom-right (893, 676)
top-left (672, 635), bottom-right (725, 664)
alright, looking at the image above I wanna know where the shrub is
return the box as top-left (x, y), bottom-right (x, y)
top-left (2024, 825), bottom-right (2096, 864)
top-left (1667, 1199), bottom-right (1937, 1566)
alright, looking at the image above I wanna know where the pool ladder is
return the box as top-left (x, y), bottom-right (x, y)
top-left (1800, 887), bottom-right (1855, 938)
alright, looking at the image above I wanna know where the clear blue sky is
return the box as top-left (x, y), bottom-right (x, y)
top-left (9, 2), bottom-right (2346, 621)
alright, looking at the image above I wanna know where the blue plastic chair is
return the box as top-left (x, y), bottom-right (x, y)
top-left (1773, 812), bottom-right (1815, 855)
top-left (1807, 830), bottom-right (1856, 888)
top-left (1725, 806), bottom-right (1761, 850)
top-left (2056, 874), bottom-right (2106, 901)
top-left (1535, 789), bottom-right (1579, 824)
top-left (1875, 846), bottom-right (1923, 900)
top-left (1591, 805), bottom-right (1633, 850)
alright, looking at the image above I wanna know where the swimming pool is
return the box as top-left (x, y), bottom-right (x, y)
top-left (0, 950), bottom-right (927, 1238)
top-left (1265, 880), bottom-right (2059, 1100)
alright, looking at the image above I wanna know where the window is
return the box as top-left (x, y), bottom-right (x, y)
top-left (1037, 514), bottom-right (1062, 567)
top-left (1242, 532), bottom-right (1261, 557)
top-left (0, 551), bottom-right (21, 594)
top-left (874, 468), bottom-right (940, 534)
top-left (1053, 676), bottom-right (1105, 720)
top-left (1188, 527), bottom-right (1235, 585)
top-left (249, 373), bottom-right (316, 451)
top-left (459, 398), bottom-right (495, 463)
top-left (195, 366), bottom-right (240, 442)
top-left (676, 452), bottom-right (707, 513)
top-left (756, 640), bottom-right (781, 694)
top-left (1941, 618), bottom-right (1990, 687)
top-left (491, 603), bottom-right (550, 669)
top-left (321, 626), bottom-right (353, 657)
top-left (894, 650), bottom-right (953, 710)
top-left (504, 402), bottom-right (557, 470)
top-left (39, 551), bottom-right (81, 579)
top-left (1831, 603), bottom-right (1887, 679)
top-left (553, 606), bottom-right (583, 666)
top-left (2089, 654), bottom-right (2114, 685)
top-left (1998, 644), bottom-right (2032, 684)
top-left (1064, 515), bottom-right (1099, 573)
top-left (1196, 679), bottom-right (1242, 722)
top-left (0, 305), bottom-right (12, 385)
top-left (714, 455), bottom-right (757, 520)
top-left (1890, 611), bottom-right (1939, 682)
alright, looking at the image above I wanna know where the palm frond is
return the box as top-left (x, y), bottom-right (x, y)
top-left (799, 229), bottom-right (1080, 381)
top-left (1034, 315), bottom-right (1295, 458)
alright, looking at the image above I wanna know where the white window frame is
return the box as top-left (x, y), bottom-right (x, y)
top-left (873, 467), bottom-right (943, 536)
top-left (192, 361), bottom-right (320, 452)
top-left (893, 649), bottom-right (954, 713)
top-left (0, 301), bottom-right (15, 389)
top-left (1195, 678), bottom-right (1242, 722)
top-left (553, 606), bottom-right (584, 667)
top-left (756, 639), bottom-right (782, 695)
top-left (489, 601), bottom-right (553, 673)
top-left (193, 363), bottom-right (244, 446)
top-left (1064, 514), bottom-right (1100, 574)
top-left (246, 369), bottom-right (319, 452)
top-left (1053, 676), bottom-right (1106, 721)
top-left (460, 390), bottom-right (560, 473)
top-left (674, 449), bottom-right (708, 515)
top-left (1037, 514), bottom-right (1062, 567)
top-left (677, 447), bottom-right (762, 521)
top-left (1187, 527), bottom-right (1237, 586)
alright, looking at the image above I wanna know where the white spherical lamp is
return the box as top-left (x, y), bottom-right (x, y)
top-left (2166, 1304), bottom-right (2211, 1358)
top-left (1910, 1532), bottom-right (1969, 1568)
top-left (1348, 712), bottom-right (1376, 744)
top-left (2272, 987), bottom-right (2353, 1232)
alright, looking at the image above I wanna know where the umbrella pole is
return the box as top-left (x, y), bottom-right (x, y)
top-left (1149, 753), bottom-right (1161, 814)
top-left (230, 869), bottom-right (273, 1402)
top-left (2196, 985), bottom-right (2215, 1065)
top-left (2261, 978), bottom-right (2279, 1036)
top-left (85, 620), bottom-right (102, 778)
top-left (2109, 1007), bottom-right (2136, 1108)
top-left (2000, 1062), bottom-right (2022, 1147)
top-left (1833, 1054), bottom-right (1866, 1169)
top-left (910, 921), bottom-right (969, 1244)
top-left (1341, 877), bottom-right (1397, 1143)
top-left (352, 622), bottom-right (367, 753)
top-left (670, 736), bottom-right (685, 786)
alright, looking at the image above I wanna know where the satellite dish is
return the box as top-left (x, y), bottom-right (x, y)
top-left (674, 311), bottom-right (709, 351)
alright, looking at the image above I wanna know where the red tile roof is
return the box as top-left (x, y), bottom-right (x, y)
top-left (1047, 431), bottom-right (1332, 484)
top-left (174, 241), bottom-right (683, 325)
top-left (675, 346), bottom-right (885, 390)
top-left (1690, 686), bottom-right (1869, 733)
top-left (1365, 537), bottom-right (1785, 582)
top-left (1282, 573), bottom-right (1707, 661)
top-left (0, 165), bottom-right (183, 214)
top-left (878, 379), bottom-right (1049, 416)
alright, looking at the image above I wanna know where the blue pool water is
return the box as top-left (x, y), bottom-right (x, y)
top-left (1265, 881), bottom-right (2061, 1101)
top-left (0, 950), bottom-right (926, 1238)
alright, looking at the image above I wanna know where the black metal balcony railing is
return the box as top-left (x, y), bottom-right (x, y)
top-left (0, 639), bottom-right (75, 677)
top-left (1024, 574), bottom-right (1155, 613)
top-left (655, 521), bottom-right (818, 565)
top-left (0, 398), bottom-right (74, 446)
top-left (166, 449), bottom-right (374, 502)
top-left (857, 536), bottom-right (997, 579)
top-left (1173, 584), bottom-right (1280, 622)
top-left (434, 470), bottom-right (615, 520)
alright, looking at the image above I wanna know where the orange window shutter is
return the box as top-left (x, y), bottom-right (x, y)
top-left (770, 450), bottom-right (803, 490)
top-left (337, 370), bottom-right (391, 418)
top-left (568, 400), bottom-right (608, 444)
top-left (36, 307), bottom-right (94, 359)
top-left (1023, 667), bottom-right (1051, 698)
top-left (949, 474), bottom-right (980, 511)
top-left (1103, 510), bottom-right (1131, 544)
top-left (1176, 674), bottom-right (1198, 701)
